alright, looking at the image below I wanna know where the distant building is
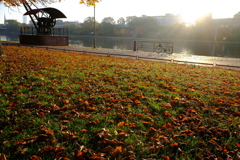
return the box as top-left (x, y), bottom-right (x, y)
top-left (56, 20), bottom-right (64, 26)
top-left (212, 12), bottom-right (240, 28)
top-left (211, 12), bottom-right (240, 41)
top-left (4, 14), bottom-right (7, 25)
top-left (0, 15), bottom-right (7, 32)
top-left (62, 21), bottom-right (81, 26)
top-left (143, 14), bottom-right (183, 26)
top-left (232, 12), bottom-right (240, 28)
top-left (212, 18), bottom-right (232, 28)
top-left (213, 12), bottom-right (240, 28)
top-left (23, 16), bottom-right (28, 24)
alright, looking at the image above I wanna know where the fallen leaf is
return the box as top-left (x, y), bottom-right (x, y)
top-left (81, 129), bottom-right (87, 132)
top-left (0, 154), bottom-right (6, 160)
top-left (101, 145), bottom-right (115, 153)
top-left (63, 100), bottom-right (70, 104)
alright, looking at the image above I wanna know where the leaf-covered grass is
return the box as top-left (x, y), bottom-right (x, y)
top-left (0, 45), bottom-right (240, 160)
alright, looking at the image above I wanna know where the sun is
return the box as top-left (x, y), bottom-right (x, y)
top-left (179, 0), bottom-right (216, 25)
top-left (181, 9), bottom-right (212, 25)
top-left (182, 13), bottom-right (200, 24)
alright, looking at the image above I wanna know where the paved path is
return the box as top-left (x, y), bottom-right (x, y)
top-left (2, 42), bottom-right (240, 70)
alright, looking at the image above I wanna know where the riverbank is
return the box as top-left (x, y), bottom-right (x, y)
top-left (2, 41), bottom-right (240, 70)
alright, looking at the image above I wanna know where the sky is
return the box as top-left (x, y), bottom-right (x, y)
top-left (1, 0), bottom-right (240, 24)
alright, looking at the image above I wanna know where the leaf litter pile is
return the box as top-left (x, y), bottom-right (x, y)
top-left (0, 46), bottom-right (240, 160)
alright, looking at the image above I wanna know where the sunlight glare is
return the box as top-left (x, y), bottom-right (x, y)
top-left (182, 10), bottom-right (211, 25)
top-left (180, 0), bottom-right (218, 25)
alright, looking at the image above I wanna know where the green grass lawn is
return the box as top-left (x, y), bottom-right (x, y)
top-left (0, 45), bottom-right (240, 160)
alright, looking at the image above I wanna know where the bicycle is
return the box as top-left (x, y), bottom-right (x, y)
top-left (155, 43), bottom-right (173, 54)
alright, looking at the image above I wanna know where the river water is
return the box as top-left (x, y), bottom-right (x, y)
top-left (1, 34), bottom-right (240, 58)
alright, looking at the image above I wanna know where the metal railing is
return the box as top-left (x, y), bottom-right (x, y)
top-left (134, 41), bottom-right (173, 53)
top-left (19, 26), bottom-right (68, 36)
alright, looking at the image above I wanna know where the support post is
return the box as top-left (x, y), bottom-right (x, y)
top-left (133, 41), bottom-right (137, 51)
top-left (0, 41), bottom-right (4, 56)
top-left (93, 5), bottom-right (96, 48)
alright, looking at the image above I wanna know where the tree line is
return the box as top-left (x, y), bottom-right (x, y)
top-left (61, 15), bottom-right (240, 42)
top-left (0, 20), bottom-right (21, 33)
top-left (2, 15), bottom-right (240, 42)
top-left (64, 16), bottom-right (159, 38)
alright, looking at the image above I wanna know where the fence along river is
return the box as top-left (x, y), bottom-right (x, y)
top-left (1, 34), bottom-right (240, 58)
top-left (69, 36), bottom-right (240, 58)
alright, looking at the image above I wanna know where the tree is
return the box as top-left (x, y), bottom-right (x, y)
top-left (99, 17), bottom-right (115, 36)
top-left (229, 27), bottom-right (240, 41)
top-left (99, 22), bottom-right (115, 36)
top-left (161, 23), bottom-right (188, 39)
top-left (80, 17), bottom-right (99, 35)
top-left (193, 13), bottom-right (214, 41)
top-left (102, 17), bottom-right (115, 25)
top-left (0, 0), bottom-right (101, 6)
top-left (117, 17), bottom-right (125, 25)
top-left (126, 16), bottom-right (138, 25)
top-left (79, 0), bottom-right (100, 6)
top-left (67, 23), bottom-right (81, 35)
top-left (5, 20), bottom-right (21, 32)
top-left (127, 17), bottom-right (158, 37)
top-left (115, 28), bottom-right (127, 36)
top-left (215, 26), bottom-right (230, 41)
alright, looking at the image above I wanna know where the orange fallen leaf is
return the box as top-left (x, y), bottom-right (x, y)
top-left (39, 112), bottom-right (45, 118)
top-left (117, 121), bottom-right (125, 127)
top-left (113, 146), bottom-right (122, 154)
top-left (171, 142), bottom-right (179, 147)
top-left (133, 100), bottom-right (141, 104)
top-left (164, 155), bottom-right (170, 160)
top-left (59, 146), bottom-right (66, 150)
top-left (117, 132), bottom-right (129, 136)
top-left (142, 121), bottom-right (150, 124)
top-left (84, 101), bottom-right (90, 105)
top-left (71, 135), bottom-right (79, 139)
top-left (237, 143), bottom-right (240, 148)
top-left (60, 120), bottom-right (70, 123)
top-left (48, 131), bottom-right (54, 135)
top-left (174, 97), bottom-right (180, 100)
top-left (77, 151), bottom-right (83, 156)
top-left (163, 103), bottom-right (172, 108)
top-left (63, 100), bottom-right (70, 104)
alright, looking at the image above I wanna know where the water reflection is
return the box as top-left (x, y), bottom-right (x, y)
top-left (0, 34), bottom-right (19, 41)
top-left (0, 35), bottom-right (7, 41)
top-left (69, 36), bottom-right (134, 50)
top-left (1, 34), bottom-right (240, 58)
top-left (174, 41), bottom-right (240, 58)
top-left (69, 37), bottom-right (240, 58)
top-left (70, 40), bottom-right (83, 47)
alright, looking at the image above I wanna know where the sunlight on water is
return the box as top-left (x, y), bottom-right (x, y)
top-left (0, 35), bottom-right (7, 41)
top-left (179, 48), bottom-right (191, 55)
